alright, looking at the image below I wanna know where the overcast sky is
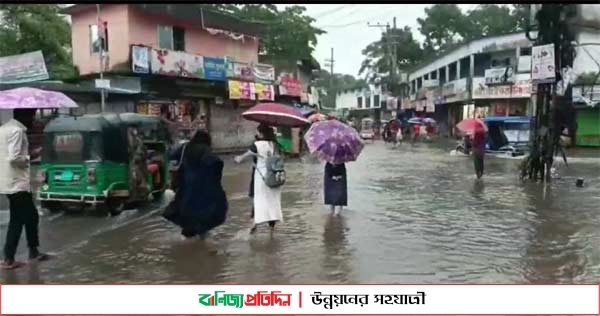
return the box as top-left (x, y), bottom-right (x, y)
top-left (277, 4), bottom-right (478, 78)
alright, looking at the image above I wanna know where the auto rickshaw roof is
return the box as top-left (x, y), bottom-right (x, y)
top-left (118, 113), bottom-right (163, 126)
top-left (44, 115), bottom-right (115, 133)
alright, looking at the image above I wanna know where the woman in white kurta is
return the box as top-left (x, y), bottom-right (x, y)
top-left (235, 124), bottom-right (283, 234)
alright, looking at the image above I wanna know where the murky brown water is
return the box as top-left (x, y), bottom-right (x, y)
top-left (1, 141), bottom-right (599, 284)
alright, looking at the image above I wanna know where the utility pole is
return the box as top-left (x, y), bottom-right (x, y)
top-left (369, 18), bottom-right (405, 120)
top-left (525, 4), bottom-right (577, 182)
top-left (96, 4), bottom-right (106, 113)
top-left (324, 47), bottom-right (335, 110)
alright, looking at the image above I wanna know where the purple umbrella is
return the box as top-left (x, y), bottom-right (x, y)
top-left (304, 119), bottom-right (364, 164)
top-left (0, 87), bottom-right (78, 109)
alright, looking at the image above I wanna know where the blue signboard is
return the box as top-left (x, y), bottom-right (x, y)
top-left (203, 57), bottom-right (226, 81)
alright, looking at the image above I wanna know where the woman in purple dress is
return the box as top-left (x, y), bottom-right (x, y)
top-left (324, 162), bottom-right (347, 215)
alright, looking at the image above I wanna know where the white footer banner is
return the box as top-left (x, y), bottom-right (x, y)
top-left (1, 284), bottom-right (599, 314)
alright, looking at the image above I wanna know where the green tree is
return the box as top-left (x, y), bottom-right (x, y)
top-left (462, 4), bottom-right (521, 41)
top-left (417, 4), bottom-right (466, 54)
top-left (0, 4), bottom-right (77, 79)
top-left (359, 26), bottom-right (422, 85)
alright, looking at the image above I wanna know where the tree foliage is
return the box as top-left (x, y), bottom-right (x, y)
top-left (0, 4), bottom-right (77, 80)
top-left (359, 26), bottom-right (422, 85)
top-left (360, 4), bottom-right (529, 87)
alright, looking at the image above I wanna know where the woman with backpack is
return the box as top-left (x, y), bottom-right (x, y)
top-left (167, 130), bottom-right (228, 240)
top-left (235, 124), bottom-right (284, 234)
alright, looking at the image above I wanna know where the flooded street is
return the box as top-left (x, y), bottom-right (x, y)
top-left (1, 141), bottom-right (599, 284)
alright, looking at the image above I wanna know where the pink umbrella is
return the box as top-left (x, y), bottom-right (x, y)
top-left (456, 118), bottom-right (488, 134)
top-left (242, 102), bottom-right (310, 127)
top-left (0, 87), bottom-right (78, 109)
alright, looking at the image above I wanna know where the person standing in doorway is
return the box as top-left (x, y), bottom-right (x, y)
top-left (0, 109), bottom-right (49, 269)
top-left (472, 130), bottom-right (486, 179)
top-left (235, 124), bottom-right (283, 234)
top-left (324, 162), bottom-right (347, 216)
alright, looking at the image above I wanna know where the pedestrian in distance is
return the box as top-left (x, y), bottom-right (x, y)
top-left (472, 130), bottom-right (486, 179)
top-left (167, 130), bottom-right (228, 241)
top-left (0, 109), bottom-right (50, 270)
top-left (324, 162), bottom-right (347, 216)
top-left (235, 124), bottom-right (284, 235)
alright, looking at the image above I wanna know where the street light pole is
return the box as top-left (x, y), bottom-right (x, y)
top-left (96, 4), bottom-right (106, 113)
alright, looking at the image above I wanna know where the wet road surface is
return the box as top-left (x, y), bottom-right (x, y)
top-left (1, 141), bottom-right (599, 284)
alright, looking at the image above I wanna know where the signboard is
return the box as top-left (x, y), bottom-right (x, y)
top-left (226, 60), bottom-right (254, 81)
top-left (228, 80), bottom-right (255, 100)
top-left (252, 63), bottom-right (275, 84)
top-left (484, 67), bottom-right (515, 85)
top-left (518, 55), bottom-right (531, 73)
top-left (131, 46), bottom-right (150, 74)
top-left (0, 50), bottom-right (49, 84)
top-left (203, 57), bottom-right (226, 81)
top-left (387, 97), bottom-right (398, 111)
top-left (425, 90), bottom-right (435, 112)
top-left (255, 83), bottom-right (274, 101)
top-left (150, 49), bottom-right (204, 78)
top-left (441, 78), bottom-right (468, 104)
top-left (278, 75), bottom-right (302, 97)
top-left (472, 74), bottom-right (532, 99)
top-left (94, 79), bottom-right (111, 89)
top-left (531, 44), bottom-right (556, 83)
top-left (423, 79), bottom-right (439, 88)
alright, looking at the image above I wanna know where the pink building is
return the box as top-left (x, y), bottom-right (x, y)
top-left (65, 4), bottom-right (262, 75)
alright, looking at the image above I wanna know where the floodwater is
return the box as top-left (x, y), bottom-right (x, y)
top-left (1, 141), bottom-right (599, 284)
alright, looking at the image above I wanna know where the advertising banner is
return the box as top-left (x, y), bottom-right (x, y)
top-left (226, 60), bottom-right (254, 81)
top-left (131, 45), bottom-right (150, 74)
top-left (150, 49), bottom-right (204, 78)
top-left (472, 74), bottom-right (532, 99)
top-left (203, 57), bottom-right (227, 81)
top-left (253, 63), bottom-right (276, 84)
top-left (531, 43), bottom-right (556, 83)
top-left (278, 75), bottom-right (302, 97)
top-left (255, 83), bottom-right (275, 101)
top-left (228, 80), bottom-right (255, 100)
top-left (0, 50), bottom-right (49, 84)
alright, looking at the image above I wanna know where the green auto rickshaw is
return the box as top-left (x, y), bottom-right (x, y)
top-left (37, 113), bottom-right (172, 215)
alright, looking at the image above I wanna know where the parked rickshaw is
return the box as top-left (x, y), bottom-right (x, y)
top-left (37, 113), bottom-right (171, 215)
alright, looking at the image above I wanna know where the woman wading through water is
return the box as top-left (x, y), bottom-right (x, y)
top-left (235, 124), bottom-right (283, 234)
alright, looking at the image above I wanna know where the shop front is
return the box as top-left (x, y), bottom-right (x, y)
top-left (471, 73), bottom-right (532, 118)
top-left (439, 78), bottom-right (469, 137)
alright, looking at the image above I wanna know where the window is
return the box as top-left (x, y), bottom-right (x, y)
top-left (520, 47), bottom-right (532, 56)
top-left (173, 27), bottom-right (186, 51)
top-left (449, 63), bottom-right (457, 81)
top-left (357, 96), bottom-right (363, 109)
top-left (430, 71), bottom-right (437, 80)
top-left (459, 57), bottom-right (470, 79)
top-left (374, 95), bottom-right (380, 108)
top-left (90, 23), bottom-right (108, 54)
top-left (158, 25), bottom-right (186, 51)
top-left (439, 67), bottom-right (446, 84)
top-left (366, 96), bottom-right (371, 108)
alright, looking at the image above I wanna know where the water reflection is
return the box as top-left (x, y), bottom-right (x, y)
top-left (321, 215), bottom-right (353, 283)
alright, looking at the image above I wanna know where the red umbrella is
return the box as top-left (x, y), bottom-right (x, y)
top-left (242, 102), bottom-right (310, 127)
top-left (456, 118), bottom-right (488, 134)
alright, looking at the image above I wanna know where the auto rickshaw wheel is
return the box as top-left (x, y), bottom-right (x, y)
top-left (105, 198), bottom-right (125, 216)
top-left (41, 201), bottom-right (62, 214)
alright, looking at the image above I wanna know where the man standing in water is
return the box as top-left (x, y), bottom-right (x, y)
top-left (0, 109), bottom-right (49, 269)
top-left (472, 130), bottom-right (486, 179)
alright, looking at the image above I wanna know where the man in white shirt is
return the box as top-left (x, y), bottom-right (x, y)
top-left (0, 109), bottom-right (48, 269)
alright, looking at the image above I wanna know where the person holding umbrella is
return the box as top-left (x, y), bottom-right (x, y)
top-left (456, 118), bottom-right (488, 179)
top-left (304, 119), bottom-right (364, 215)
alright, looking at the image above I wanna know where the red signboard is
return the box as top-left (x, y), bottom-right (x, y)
top-left (278, 75), bottom-right (302, 97)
